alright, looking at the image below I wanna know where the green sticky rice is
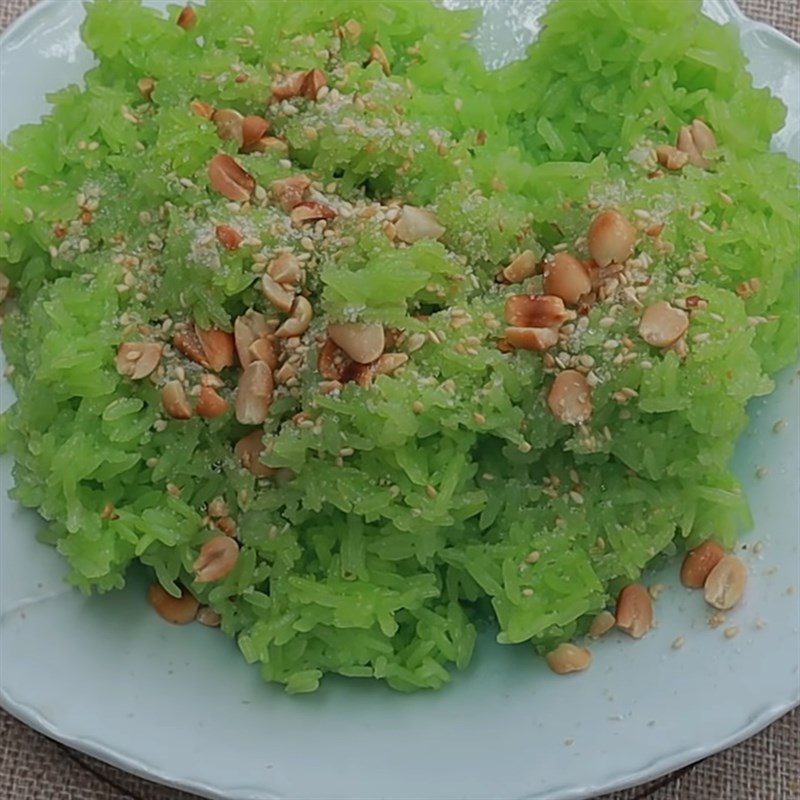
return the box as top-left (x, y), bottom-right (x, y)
top-left (0, 0), bottom-right (797, 693)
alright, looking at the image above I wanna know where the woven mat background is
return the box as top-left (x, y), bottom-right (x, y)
top-left (0, 0), bottom-right (798, 798)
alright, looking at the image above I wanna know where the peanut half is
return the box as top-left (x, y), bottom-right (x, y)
top-left (290, 201), bottom-right (336, 226)
top-left (545, 643), bottom-right (592, 675)
top-left (216, 224), bottom-right (242, 251)
top-left (680, 540), bottom-right (725, 589)
top-left (547, 370), bottom-right (593, 425)
top-left (275, 296), bottom-right (313, 338)
top-left (587, 209), bottom-right (636, 267)
top-left (704, 555), bottom-right (747, 610)
top-left (212, 108), bottom-right (244, 148)
top-left (196, 385), bottom-right (229, 419)
top-left (116, 342), bottom-right (162, 380)
top-left (208, 154), bottom-right (255, 202)
top-left (161, 380), bottom-right (192, 420)
top-left (234, 430), bottom-right (277, 478)
top-left (267, 253), bottom-right (302, 285)
top-left (588, 610), bottom-right (616, 639)
top-left (235, 360), bottom-right (274, 425)
top-left (638, 301), bottom-right (689, 348)
top-left (196, 326), bottom-right (235, 372)
top-left (269, 175), bottom-right (311, 211)
top-left (328, 322), bottom-right (385, 364)
top-left (677, 119), bottom-right (717, 169)
top-left (148, 584), bottom-right (198, 624)
top-left (505, 326), bottom-right (559, 352)
top-left (193, 536), bottom-right (240, 583)
top-left (394, 206), bottom-right (445, 244)
top-left (615, 583), bottom-right (654, 639)
top-left (505, 294), bottom-right (574, 329)
top-left (656, 144), bottom-right (689, 171)
top-left (176, 5), bottom-right (197, 30)
top-left (543, 253), bottom-right (592, 305)
top-left (502, 250), bottom-right (538, 284)
top-left (261, 274), bottom-right (295, 313)
top-left (234, 310), bottom-right (272, 368)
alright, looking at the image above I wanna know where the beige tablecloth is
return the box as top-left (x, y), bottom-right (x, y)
top-left (1, 0), bottom-right (798, 797)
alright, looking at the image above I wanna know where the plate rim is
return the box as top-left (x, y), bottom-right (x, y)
top-left (0, 2), bottom-right (798, 799)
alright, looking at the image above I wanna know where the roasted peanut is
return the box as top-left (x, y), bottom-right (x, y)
top-left (196, 326), bottom-right (235, 372)
top-left (328, 322), bottom-right (385, 364)
top-left (196, 385), bottom-right (229, 419)
top-left (502, 250), bottom-right (538, 284)
top-left (275, 296), bottom-right (313, 338)
top-left (374, 352), bottom-right (409, 376)
top-left (587, 209), bottom-right (637, 267)
top-left (677, 119), bottom-right (717, 169)
top-left (212, 108), bottom-right (244, 148)
top-left (543, 253), bottom-right (592, 305)
top-left (234, 430), bottom-right (277, 478)
top-left (545, 643), bottom-right (592, 675)
top-left (680, 540), bottom-right (726, 589)
top-left (301, 68), bottom-right (327, 100)
top-left (161, 380), bottom-right (192, 419)
top-left (269, 175), bottom-right (311, 211)
top-left (394, 206), bottom-right (445, 243)
top-left (191, 100), bottom-right (215, 119)
top-left (656, 144), bottom-right (689, 171)
top-left (704, 555), bottom-right (747, 610)
top-left (176, 5), bottom-right (197, 30)
top-left (248, 336), bottom-right (279, 370)
top-left (234, 311), bottom-right (272, 368)
top-left (235, 360), bottom-right (274, 425)
top-left (505, 294), bottom-right (574, 329)
top-left (115, 342), bottom-right (162, 380)
top-left (588, 610), bottom-right (616, 639)
top-left (241, 115), bottom-right (270, 148)
top-left (196, 606), bottom-right (221, 627)
top-left (148, 584), bottom-right (198, 624)
top-left (638, 301), bottom-right (689, 348)
top-left (241, 135), bottom-right (288, 156)
top-left (216, 224), bottom-right (242, 251)
top-left (547, 370), bottom-right (592, 425)
top-left (261, 274), bottom-right (295, 312)
top-left (290, 201), bottom-right (336, 226)
top-left (615, 583), bottom-right (654, 639)
top-left (193, 536), bottom-right (239, 583)
top-left (505, 326), bottom-right (559, 351)
top-left (270, 70), bottom-right (306, 103)
top-left (267, 252), bottom-right (302, 285)
top-left (367, 44), bottom-right (391, 75)
top-left (208, 154), bottom-right (255, 203)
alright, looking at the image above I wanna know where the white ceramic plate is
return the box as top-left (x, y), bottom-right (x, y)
top-left (1, 2), bottom-right (798, 799)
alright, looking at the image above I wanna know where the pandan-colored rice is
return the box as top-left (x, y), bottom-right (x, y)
top-left (0, 0), bottom-right (797, 693)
